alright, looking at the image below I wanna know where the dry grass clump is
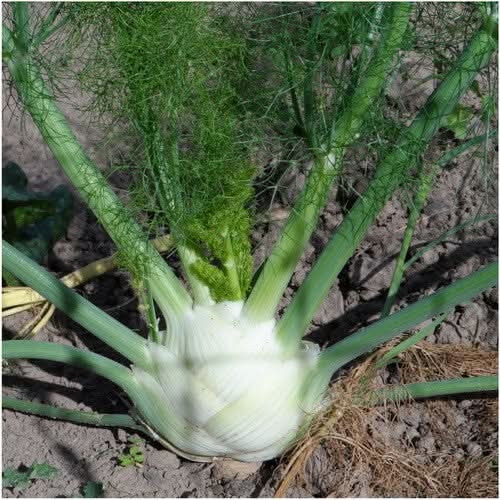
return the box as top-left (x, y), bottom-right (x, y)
top-left (400, 341), bottom-right (498, 381)
top-left (274, 342), bottom-right (498, 497)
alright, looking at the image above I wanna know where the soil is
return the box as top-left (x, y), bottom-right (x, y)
top-left (2, 31), bottom-right (498, 500)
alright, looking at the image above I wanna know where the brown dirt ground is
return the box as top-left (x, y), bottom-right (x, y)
top-left (2, 27), bottom-right (498, 499)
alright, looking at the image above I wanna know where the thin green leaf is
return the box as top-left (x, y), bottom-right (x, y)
top-left (375, 312), bottom-right (449, 369)
top-left (381, 161), bottom-right (437, 317)
top-left (438, 130), bottom-right (497, 169)
top-left (404, 214), bottom-right (496, 271)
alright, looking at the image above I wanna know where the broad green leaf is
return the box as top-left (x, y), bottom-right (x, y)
top-left (81, 481), bottom-right (105, 498)
top-left (28, 463), bottom-right (58, 480)
top-left (2, 462), bottom-right (58, 491)
top-left (2, 162), bottom-right (73, 269)
top-left (2, 467), bottom-right (31, 490)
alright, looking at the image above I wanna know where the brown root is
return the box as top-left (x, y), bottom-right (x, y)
top-left (274, 342), bottom-right (497, 497)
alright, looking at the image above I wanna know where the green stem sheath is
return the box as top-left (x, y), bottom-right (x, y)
top-left (244, 151), bottom-right (340, 321)
top-left (244, 4), bottom-right (412, 324)
top-left (382, 130), bottom-right (496, 317)
top-left (3, 241), bottom-right (150, 369)
top-left (302, 5), bottom-right (321, 148)
top-left (3, 340), bottom-right (139, 396)
top-left (12, 2), bottom-right (29, 53)
top-left (3, 17), bottom-right (192, 322)
top-left (375, 312), bottom-right (449, 369)
top-left (381, 163), bottom-right (437, 317)
top-left (2, 396), bottom-right (143, 431)
top-left (330, 3), bottom-right (412, 149)
top-left (221, 229), bottom-right (245, 300)
top-left (278, 18), bottom-right (498, 349)
top-left (305, 261), bottom-right (498, 406)
top-left (370, 376), bottom-right (498, 405)
top-left (177, 245), bottom-right (213, 306)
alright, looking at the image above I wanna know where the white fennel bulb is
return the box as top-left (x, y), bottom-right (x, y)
top-left (131, 301), bottom-right (321, 462)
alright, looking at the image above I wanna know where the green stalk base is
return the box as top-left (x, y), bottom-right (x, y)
top-left (3, 396), bottom-right (143, 430)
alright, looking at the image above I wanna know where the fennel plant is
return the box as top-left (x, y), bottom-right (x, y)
top-left (2, 2), bottom-right (498, 463)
